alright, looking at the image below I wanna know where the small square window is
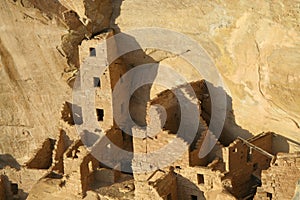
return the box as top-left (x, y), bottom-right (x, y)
top-left (93, 77), bottom-right (101, 87)
top-left (167, 193), bottom-right (172, 200)
top-left (197, 174), bottom-right (204, 184)
top-left (90, 48), bottom-right (96, 56)
top-left (96, 109), bottom-right (104, 121)
top-left (11, 183), bottom-right (18, 195)
top-left (191, 195), bottom-right (198, 200)
top-left (253, 163), bottom-right (258, 170)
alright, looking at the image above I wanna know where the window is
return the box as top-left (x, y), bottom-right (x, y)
top-left (93, 77), bottom-right (101, 87)
top-left (89, 48), bottom-right (96, 56)
top-left (175, 166), bottom-right (181, 169)
top-left (11, 183), bottom-right (18, 195)
top-left (267, 192), bottom-right (272, 199)
top-left (197, 174), bottom-right (204, 184)
top-left (191, 195), bottom-right (198, 200)
top-left (96, 109), bottom-right (104, 121)
top-left (253, 163), bottom-right (258, 170)
top-left (167, 193), bottom-right (172, 200)
top-left (122, 131), bottom-right (127, 141)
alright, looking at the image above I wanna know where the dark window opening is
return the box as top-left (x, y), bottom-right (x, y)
top-left (90, 48), bottom-right (96, 56)
top-left (122, 131), bottom-right (127, 141)
top-left (67, 149), bottom-right (80, 159)
top-left (197, 174), bottom-right (204, 184)
top-left (267, 192), bottom-right (272, 199)
top-left (93, 77), bottom-right (101, 87)
top-left (191, 195), bottom-right (198, 200)
top-left (253, 163), bottom-right (258, 170)
top-left (11, 183), bottom-right (18, 195)
top-left (96, 109), bottom-right (104, 121)
top-left (167, 193), bottom-right (172, 200)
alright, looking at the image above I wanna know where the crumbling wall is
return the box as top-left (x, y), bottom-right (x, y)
top-left (52, 129), bottom-right (72, 173)
top-left (174, 166), bottom-right (223, 200)
top-left (134, 170), bottom-right (177, 200)
top-left (0, 167), bottom-right (46, 199)
top-left (134, 130), bottom-right (176, 153)
top-left (152, 171), bottom-right (177, 200)
top-left (26, 138), bottom-right (56, 169)
top-left (132, 128), bottom-right (191, 172)
top-left (63, 141), bottom-right (85, 195)
top-left (63, 141), bottom-right (100, 197)
top-left (88, 128), bottom-right (125, 171)
top-left (94, 168), bottom-right (119, 186)
top-left (151, 90), bottom-right (181, 133)
top-left (80, 154), bottom-right (99, 197)
top-left (189, 129), bottom-right (223, 167)
top-left (221, 133), bottom-right (273, 198)
top-left (149, 81), bottom-right (225, 169)
top-left (61, 101), bottom-right (83, 125)
top-left (255, 152), bottom-right (300, 200)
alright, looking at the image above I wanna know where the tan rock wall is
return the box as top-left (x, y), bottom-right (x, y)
top-left (0, 0), bottom-right (70, 164)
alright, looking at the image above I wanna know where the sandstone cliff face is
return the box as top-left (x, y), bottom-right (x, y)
top-left (0, 0), bottom-right (299, 164)
top-left (0, 0), bottom-right (70, 163)
top-left (112, 0), bottom-right (300, 150)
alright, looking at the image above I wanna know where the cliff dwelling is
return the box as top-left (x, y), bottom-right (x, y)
top-left (0, 0), bottom-right (299, 200)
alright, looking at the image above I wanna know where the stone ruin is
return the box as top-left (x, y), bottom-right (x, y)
top-left (0, 30), bottom-right (299, 200)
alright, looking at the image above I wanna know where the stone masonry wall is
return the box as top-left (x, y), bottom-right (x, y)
top-left (221, 133), bottom-right (273, 198)
top-left (255, 152), bottom-right (300, 200)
